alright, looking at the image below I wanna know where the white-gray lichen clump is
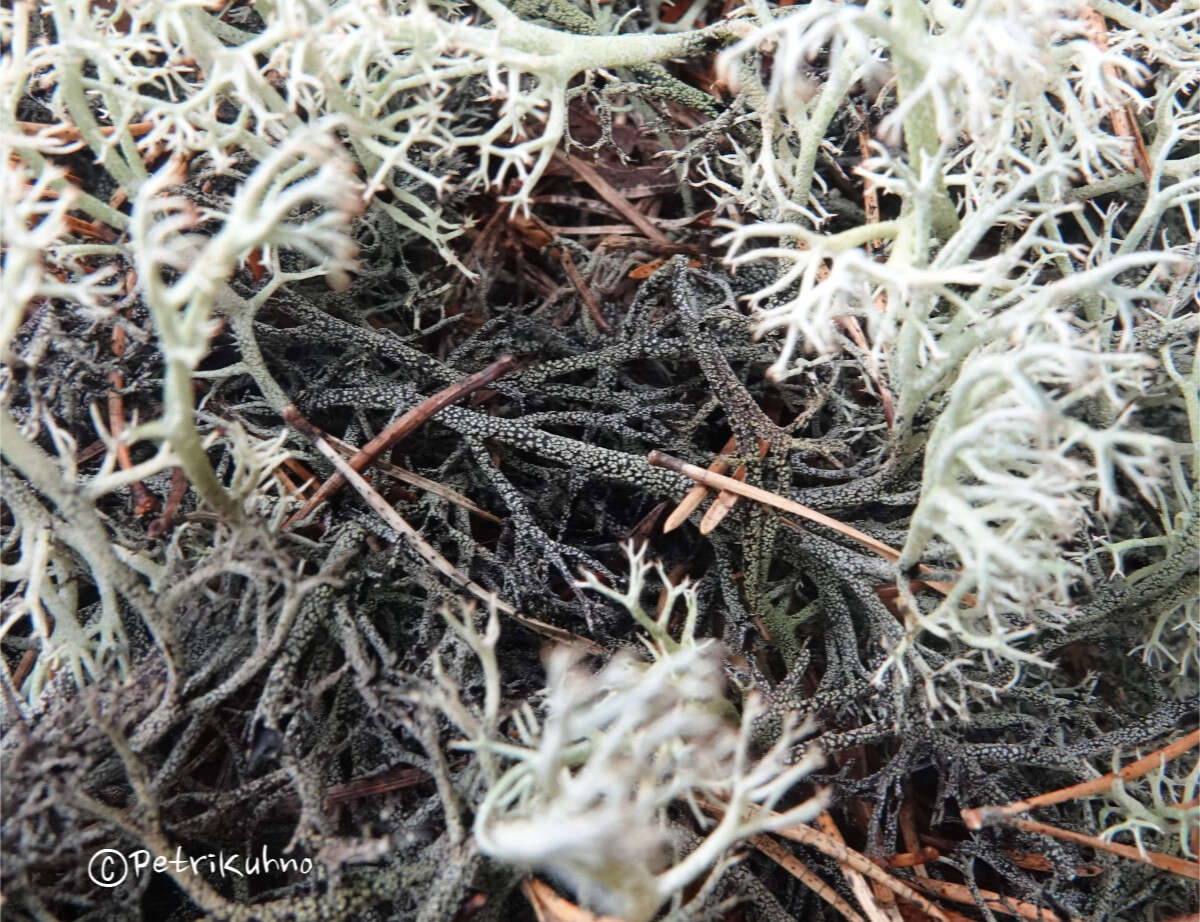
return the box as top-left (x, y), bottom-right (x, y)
top-left (2, 0), bottom-right (1197, 920)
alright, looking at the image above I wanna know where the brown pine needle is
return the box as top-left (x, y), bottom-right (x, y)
top-left (556, 152), bottom-right (674, 249)
top-left (768, 821), bottom-right (948, 921)
top-left (281, 456), bottom-right (319, 496)
top-left (1006, 851), bottom-right (1101, 877)
top-left (856, 108), bottom-right (883, 251)
top-left (13, 648), bottom-right (40, 690)
top-left (697, 798), bottom-right (950, 922)
top-left (1007, 816), bottom-right (1199, 880)
top-left (899, 800), bottom-right (931, 879)
top-left (650, 451), bottom-right (901, 562)
top-left (107, 372), bottom-right (159, 516)
top-left (324, 434), bottom-right (500, 523)
top-left (816, 811), bottom-right (894, 922)
top-left (699, 465), bottom-right (748, 534)
top-left (750, 834), bottom-right (868, 922)
top-left (664, 434), bottom-right (737, 533)
top-left (324, 765), bottom-right (431, 807)
top-left (872, 847), bottom-right (938, 869)
top-left (271, 466), bottom-right (303, 496)
top-left (700, 439), bottom-right (768, 535)
top-left (282, 405), bottom-right (605, 656)
top-left (910, 877), bottom-right (1081, 922)
top-left (18, 119), bottom-right (154, 141)
top-left (283, 355), bottom-right (517, 530)
top-left (650, 451), bottom-right (962, 598)
top-left (148, 467), bottom-right (188, 538)
top-left (523, 877), bottom-right (624, 922)
top-left (1082, 8), bottom-right (1153, 182)
top-left (962, 728), bottom-right (1200, 828)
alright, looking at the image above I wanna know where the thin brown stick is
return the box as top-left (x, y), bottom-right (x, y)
top-left (555, 245), bottom-right (610, 333)
top-left (523, 877), bottom-right (623, 922)
top-left (910, 877), bottom-right (1080, 922)
top-left (856, 107), bottom-right (883, 253)
top-left (650, 451), bottom-right (902, 561)
top-left (1082, 8), bottom-right (1153, 182)
top-left (770, 823), bottom-right (948, 921)
top-left (524, 211), bottom-right (611, 333)
top-left (547, 216), bottom-right (708, 236)
top-left (148, 466), bottom-right (188, 538)
top-left (18, 119), bottom-right (154, 141)
top-left (919, 833), bottom-right (1101, 878)
top-left (282, 405), bottom-right (605, 656)
top-left (12, 649), bottom-right (39, 690)
top-left (664, 435), bottom-right (737, 533)
top-left (271, 465), bottom-right (303, 496)
top-left (700, 439), bottom-right (769, 535)
top-left (1006, 851), bottom-right (1101, 877)
top-left (64, 214), bottom-right (117, 243)
top-left (107, 372), bottom-right (160, 516)
top-left (555, 152), bottom-right (674, 249)
top-left (962, 728), bottom-right (1200, 828)
top-left (872, 847), bottom-right (938, 869)
top-left (324, 435), bottom-right (500, 523)
top-left (899, 800), bottom-right (930, 879)
top-left (795, 228), bottom-right (895, 429)
top-left (1007, 816), bottom-right (1199, 880)
top-left (324, 765), bottom-right (432, 807)
top-left (698, 465), bottom-right (747, 535)
top-left (75, 438), bottom-right (107, 464)
top-left (280, 456), bottom-right (318, 496)
top-left (283, 356), bottom-right (517, 529)
top-left (697, 798), bottom-right (949, 922)
top-left (750, 834), bottom-right (867, 922)
top-left (816, 811), bottom-right (894, 922)
top-left (652, 452), bottom-right (960, 598)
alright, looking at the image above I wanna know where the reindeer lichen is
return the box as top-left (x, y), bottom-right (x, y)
top-left (3, 1), bottom-right (1197, 920)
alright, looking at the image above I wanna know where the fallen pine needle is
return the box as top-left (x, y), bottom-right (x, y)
top-left (651, 450), bottom-right (963, 599)
top-left (324, 434), bottom-right (500, 524)
top-left (816, 811), bottom-right (894, 922)
top-left (697, 797), bottom-right (949, 922)
top-left (910, 877), bottom-right (1083, 922)
top-left (751, 834), bottom-right (867, 922)
top-left (523, 877), bottom-right (624, 922)
top-left (283, 356), bottom-right (517, 530)
top-left (663, 435), bottom-right (736, 532)
top-left (962, 728), bottom-right (1200, 828)
top-left (1007, 816), bottom-right (1199, 880)
top-left (649, 451), bottom-right (903, 562)
top-left (282, 404), bottom-right (604, 656)
top-left (700, 439), bottom-right (768, 535)
top-left (556, 152), bottom-right (674, 249)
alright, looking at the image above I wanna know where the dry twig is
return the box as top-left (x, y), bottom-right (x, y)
top-left (555, 152), bottom-right (675, 249)
top-left (697, 798), bottom-right (950, 922)
top-left (962, 728), bottom-right (1200, 828)
top-left (1006, 816), bottom-right (1198, 880)
top-left (816, 811), bottom-right (896, 922)
top-left (909, 877), bottom-right (1083, 922)
top-left (282, 405), bottom-right (605, 655)
top-left (649, 451), bottom-right (903, 562)
top-left (283, 356), bottom-right (517, 529)
top-left (750, 834), bottom-right (868, 922)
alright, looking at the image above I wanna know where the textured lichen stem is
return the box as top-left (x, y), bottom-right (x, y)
top-left (891, 0), bottom-right (959, 240)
